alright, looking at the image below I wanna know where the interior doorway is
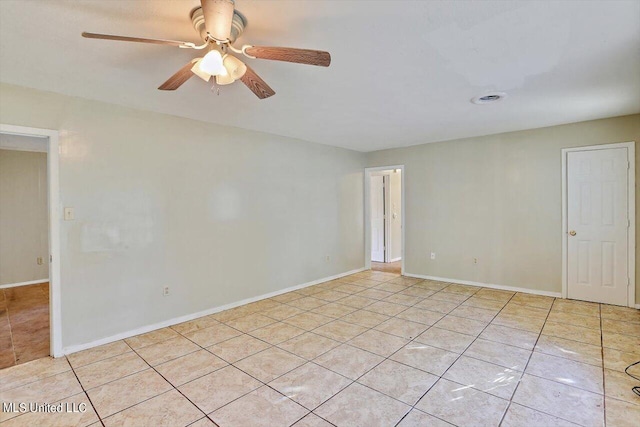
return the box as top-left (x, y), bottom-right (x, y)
top-left (365, 166), bottom-right (404, 275)
top-left (0, 124), bottom-right (62, 367)
top-left (562, 142), bottom-right (635, 307)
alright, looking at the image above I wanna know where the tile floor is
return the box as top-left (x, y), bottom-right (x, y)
top-left (0, 282), bottom-right (50, 369)
top-left (371, 261), bottom-right (401, 275)
top-left (1, 271), bottom-right (639, 426)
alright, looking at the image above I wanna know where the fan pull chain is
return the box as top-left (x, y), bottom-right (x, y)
top-left (210, 80), bottom-right (220, 96)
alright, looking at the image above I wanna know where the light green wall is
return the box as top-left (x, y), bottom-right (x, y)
top-left (368, 114), bottom-right (640, 303)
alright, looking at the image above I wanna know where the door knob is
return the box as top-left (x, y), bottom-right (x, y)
top-left (569, 230), bottom-right (577, 236)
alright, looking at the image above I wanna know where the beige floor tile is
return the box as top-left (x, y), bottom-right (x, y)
top-left (135, 336), bottom-right (200, 366)
top-left (474, 288), bottom-right (515, 302)
top-left (277, 332), bottom-right (341, 360)
top-left (526, 352), bottom-right (603, 394)
top-left (374, 318), bottom-right (428, 340)
top-left (383, 293), bottom-right (423, 306)
top-left (415, 378), bottom-right (509, 427)
top-left (1, 392), bottom-right (100, 427)
top-left (395, 307), bottom-right (444, 325)
top-left (546, 310), bottom-right (601, 330)
top-left (210, 305), bottom-right (254, 322)
top-left (479, 324), bottom-right (539, 350)
top-left (74, 351), bottom-right (148, 390)
top-left (155, 349), bottom-right (227, 386)
top-left (375, 282), bottom-right (409, 293)
top-left (605, 396), bottom-right (640, 427)
top-left (600, 305), bottom-right (640, 323)
top-left (210, 385), bottom-right (308, 427)
top-left (602, 318), bottom-right (640, 337)
top-left (124, 328), bottom-right (179, 350)
top-left (603, 331), bottom-right (640, 354)
top-left (293, 413), bottom-right (335, 427)
top-left (103, 389), bottom-right (202, 427)
top-left (249, 322), bottom-right (305, 345)
top-left (245, 298), bottom-right (282, 312)
top-left (444, 284), bottom-right (479, 296)
top-left (510, 293), bottom-right (555, 309)
top-left (443, 355), bottom-right (521, 399)
top-left (0, 371), bottom-right (83, 422)
top-left (389, 277), bottom-right (422, 286)
top-left (311, 302), bottom-right (356, 318)
top-left (400, 286), bottom-right (436, 298)
top-left (462, 296), bottom-right (508, 311)
top-left (225, 313), bottom-right (277, 333)
top-left (178, 365), bottom-right (261, 414)
top-left (390, 343), bottom-right (459, 376)
top-left (340, 309), bottom-right (390, 328)
top-left (188, 417), bottom-right (217, 427)
top-left (333, 284), bottom-right (367, 294)
top-left (513, 374), bottom-right (604, 427)
top-left (492, 312), bottom-right (546, 333)
top-left (315, 382), bottom-right (410, 427)
top-left (415, 327), bottom-right (475, 353)
top-left (429, 291), bottom-right (470, 304)
top-left (87, 369), bottom-right (171, 418)
top-left (412, 298), bottom-right (458, 314)
top-left (464, 338), bottom-right (531, 371)
top-left (348, 329), bottom-right (408, 357)
top-left (312, 320), bottom-right (368, 342)
top-left (313, 290), bottom-right (350, 303)
top-left (501, 402), bottom-right (580, 427)
top-left (183, 323), bottom-right (241, 347)
top-left (282, 312), bottom-right (333, 330)
top-left (415, 281), bottom-right (448, 291)
top-left (291, 297), bottom-right (327, 310)
top-left (338, 295), bottom-right (376, 309)
top-left (170, 316), bottom-right (220, 335)
top-left (365, 301), bottom-right (408, 316)
top-left (357, 288), bottom-right (394, 300)
top-left (234, 346), bottom-right (305, 382)
top-left (542, 321), bottom-right (602, 346)
top-left (396, 409), bottom-right (454, 427)
top-left (358, 359), bottom-right (438, 405)
top-left (67, 340), bottom-right (131, 368)
top-left (269, 362), bottom-right (352, 409)
top-left (603, 347), bottom-right (640, 372)
top-left (0, 356), bottom-right (71, 392)
top-left (434, 314), bottom-right (488, 336)
top-left (314, 344), bottom-right (384, 380)
top-left (534, 335), bottom-right (603, 366)
top-left (260, 304), bottom-right (306, 321)
top-left (552, 300), bottom-right (600, 317)
top-left (449, 305), bottom-right (499, 322)
top-left (500, 302), bottom-right (549, 319)
top-left (206, 334), bottom-right (271, 363)
top-left (604, 369), bottom-right (640, 405)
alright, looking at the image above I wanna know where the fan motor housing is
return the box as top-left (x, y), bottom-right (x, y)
top-left (190, 7), bottom-right (247, 43)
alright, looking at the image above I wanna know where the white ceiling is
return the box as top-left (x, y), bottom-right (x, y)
top-left (0, 0), bottom-right (638, 152)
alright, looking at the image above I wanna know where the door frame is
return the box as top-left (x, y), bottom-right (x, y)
top-left (0, 123), bottom-right (63, 357)
top-left (561, 141), bottom-right (635, 307)
top-left (364, 165), bottom-right (405, 274)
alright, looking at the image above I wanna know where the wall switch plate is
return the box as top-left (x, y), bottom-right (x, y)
top-left (37, 257), bottom-right (43, 265)
top-left (430, 252), bottom-right (436, 260)
top-left (325, 255), bottom-right (331, 262)
top-left (64, 207), bottom-right (74, 221)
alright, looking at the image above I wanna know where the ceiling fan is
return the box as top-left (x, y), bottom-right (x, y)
top-left (82, 0), bottom-right (331, 99)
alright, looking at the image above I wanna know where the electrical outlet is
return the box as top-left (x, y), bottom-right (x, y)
top-left (325, 255), bottom-right (331, 263)
top-left (163, 286), bottom-right (170, 296)
top-left (430, 252), bottom-right (436, 260)
top-left (37, 257), bottom-right (43, 265)
top-left (64, 207), bottom-right (74, 221)
top-left (473, 257), bottom-right (478, 265)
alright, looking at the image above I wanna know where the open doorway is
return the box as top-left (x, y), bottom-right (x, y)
top-left (365, 166), bottom-right (404, 275)
top-left (0, 125), bottom-right (62, 368)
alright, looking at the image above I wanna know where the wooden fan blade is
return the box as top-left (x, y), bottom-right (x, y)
top-left (201, 0), bottom-right (234, 41)
top-left (244, 46), bottom-right (331, 67)
top-left (240, 65), bottom-right (275, 99)
top-left (82, 32), bottom-right (193, 48)
top-left (158, 60), bottom-right (198, 90)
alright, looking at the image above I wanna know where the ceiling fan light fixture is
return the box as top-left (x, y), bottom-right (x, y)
top-left (199, 50), bottom-right (228, 76)
top-left (223, 54), bottom-right (246, 80)
top-left (191, 58), bottom-right (212, 82)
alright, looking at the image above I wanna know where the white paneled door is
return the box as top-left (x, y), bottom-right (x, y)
top-left (371, 175), bottom-right (385, 262)
top-left (567, 147), bottom-right (629, 306)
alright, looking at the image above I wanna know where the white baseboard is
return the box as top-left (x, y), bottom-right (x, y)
top-left (635, 304), bottom-right (640, 310)
top-left (62, 267), bottom-right (366, 356)
top-left (389, 257), bottom-right (402, 262)
top-left (403, 272), bottom-right (562, 298)
top-left (0, 279), bottom-right (48, 289)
